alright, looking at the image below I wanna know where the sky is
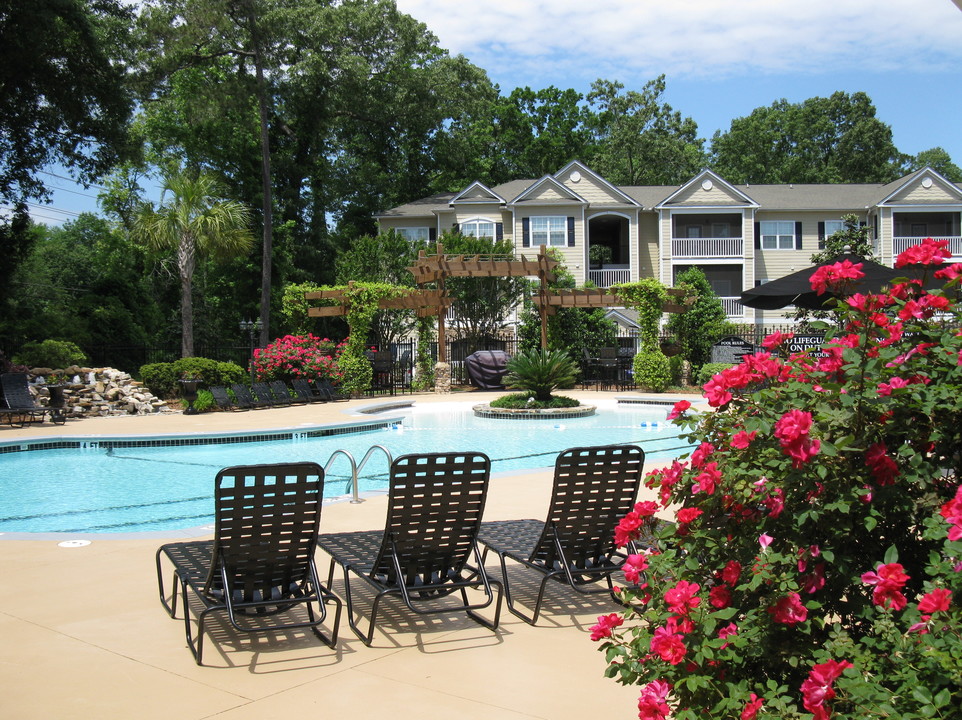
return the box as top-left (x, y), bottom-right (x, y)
top-left (31, 0), bottom-right (962, 225)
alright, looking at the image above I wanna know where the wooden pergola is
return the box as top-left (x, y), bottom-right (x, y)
top-left (304, 244), bottom-right (691, 364)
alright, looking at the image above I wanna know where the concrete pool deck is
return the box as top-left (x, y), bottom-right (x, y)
top-left (0, 389), bottom-right (697, 719)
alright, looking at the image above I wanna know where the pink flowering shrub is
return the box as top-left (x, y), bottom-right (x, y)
top-left (250, 334), bottom-right (344, 383)
top-left (597, 239), bottom-right (962, 719)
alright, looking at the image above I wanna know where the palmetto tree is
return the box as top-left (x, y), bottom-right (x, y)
top-left (133, 169), bottom-right (254, 357)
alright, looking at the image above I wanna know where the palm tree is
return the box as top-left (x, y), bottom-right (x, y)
top-left (133, 169), bottom-right (255, 357)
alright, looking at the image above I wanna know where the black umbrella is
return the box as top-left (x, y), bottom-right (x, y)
top-left (740, 253), bottom-right (907, 310)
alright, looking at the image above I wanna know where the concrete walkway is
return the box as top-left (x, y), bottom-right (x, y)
top-left (0, 390), bottom-right (690, 719)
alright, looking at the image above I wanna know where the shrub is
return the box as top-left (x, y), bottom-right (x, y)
top-left (192, 389), bottom-right (215, 413)
top-left (139, 357), bottom-right (246, 398)
top-left (250, 334), bottom-right (342, 382)
top-left (13, 339), bottom-right (88, 368)
top-left (139, 362), bottom-right (178, 398)
top-left (503, 348), bottom-right (578, 402)
top-left (595, 239), bottom-right (962, 720)
top-left (632, 349), bottom-right (672, 392)
top-left (489, 392), bottom-right (581, 409)
top-left (337, 352), bottom-right (372, 396)
top-left (695, 362), bottom-right (736, 386)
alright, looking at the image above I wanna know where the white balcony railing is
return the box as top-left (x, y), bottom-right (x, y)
top-left (720, 297), bottom-right (744, 318)
top-left (893, 236), bottom-right (962, 259)
top-left (671, 237), bottom-right (744, 258)
top-left (588, 267), bottom-right (632, 288)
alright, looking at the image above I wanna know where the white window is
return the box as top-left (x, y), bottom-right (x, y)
top-left (760, 221), bottom-right (795, 250)
top-left (531, 216), bottom-right (567, 246)
top-left (824, 220), bottom-right (844, 238)
top-left (460, 219), bottom-right (495, 239)
top-left (397, 227), bottom-right (429, 243)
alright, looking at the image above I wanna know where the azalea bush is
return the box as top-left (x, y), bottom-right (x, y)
top-left (251, 334), bottom-right (343, 383)
top-left (594, 238), bottom-right (962, 720)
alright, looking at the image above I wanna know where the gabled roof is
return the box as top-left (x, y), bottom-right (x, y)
top-left (656, 169), bottom-right (758, 209)
top-left (509, 174), bottom-right (589, 206)
top-left (554, 161), bottom-right (640, 206)
top-left (876, 166), bottom-right (962, 206)
top-left (450, 181), bottom-right (506, 206)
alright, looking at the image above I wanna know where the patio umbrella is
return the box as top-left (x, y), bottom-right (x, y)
top-left (740, 253), bottom-right (907, 310)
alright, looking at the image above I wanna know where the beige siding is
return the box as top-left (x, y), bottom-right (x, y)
top-left (560, 175), bottom-right (624, 204)
top-left (513, 207), bottom-right (584, 282)
top-left (895, 181), bottom-right (958, 205)
top-left (670, 182), bottom-right (743, 206)
top-left (637, 213), bottom-right (659, 280)
top-left (524, 185), bottom-right (569, 202)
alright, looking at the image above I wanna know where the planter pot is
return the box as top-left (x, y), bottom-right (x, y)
top-left (179, 379), bottom-right (200, 415)
top-left (47, 384), bottom-right (67, 425)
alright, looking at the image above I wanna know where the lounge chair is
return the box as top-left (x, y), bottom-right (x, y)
top-left (478, 444), bottom-right (645, 625)
top-left (317, 451), bottom-right (503, 645)
top-left (155, 462), bottom-right (341, 665)
top-left (291, 378), bottom-right (326, 403)
top-left (209, 385), bottom-right (241, 411)
top-left (251, 381), bottom-right (279, 407)
top-left (267, 380), bottom-right (296, 406)
top-left (314, 378), bottom-right (349, 402)
top-left (0, 372), bottom-right (48, 425)
top-left (231, 383), bottom-right (270, 409)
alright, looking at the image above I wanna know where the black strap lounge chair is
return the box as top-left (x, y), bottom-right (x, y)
top-left (251, 381), bottom-right (278, 407)
top-left (267, 380), bottom-right (296, 406)
top-left (209, 386), bottom-right (241, 411)
top-left (317, 452), bottom-right (502, 645)
top-left (291, 378), bottom-right (325, 403)
top-left (314, 378), bottom-right (349, 402)
top-left (0, 372), bottom-right (48, 425)
top-left (478, 444), bottom-right (645, 625)
top-left (231, 383), bottom-right (270, 409)
top-left (155, 462), bottom-right (341, 665)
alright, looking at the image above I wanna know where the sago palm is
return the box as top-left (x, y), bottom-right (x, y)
top-left (133, 169), bottom-right (254, 358)
top-left (503, 348), bottom-right (578, 402)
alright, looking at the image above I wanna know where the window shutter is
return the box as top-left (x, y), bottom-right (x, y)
top-left (429, 228), bottom-right (437, 242)
top-left (453, 223), bottom-right (460, 234)
top-left (496, 222), bottom-right (503, 242)
top-left (522, 217), bottom-right (530, 247)
top-left (817, 221), bottom-right (825, 250)
top-left (795, 221), bottom-right (803, 250)
top-left (754, 222), bottom-right (761, 249)
top-left (567, 217), bottom-right (576, 247)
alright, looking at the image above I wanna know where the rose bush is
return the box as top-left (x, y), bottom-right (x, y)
top-left (595, 238), bottom-right (962, 719)
top-left (251, 334), bottom-right (343, 383)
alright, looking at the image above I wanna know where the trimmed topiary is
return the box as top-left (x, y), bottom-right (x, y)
top-left (632, 349), bottom-right (671, 392)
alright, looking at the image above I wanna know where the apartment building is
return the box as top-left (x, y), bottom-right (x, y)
top-left (376, 161), bottom-right (962, 326)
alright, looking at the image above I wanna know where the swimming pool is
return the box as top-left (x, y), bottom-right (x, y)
top-left (0, 400), bottom-right (691, 534)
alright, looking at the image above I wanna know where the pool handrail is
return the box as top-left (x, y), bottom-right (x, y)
top-left (322, 444), bottom-right (394, 505)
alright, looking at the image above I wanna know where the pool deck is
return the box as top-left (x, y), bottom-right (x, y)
top-left (0, 389), bottom-right (698, 719)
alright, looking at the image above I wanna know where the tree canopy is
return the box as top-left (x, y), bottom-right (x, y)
top-left (0, 0), bottom-right (133, 205)
top-left (710, 91), bottom-right (903, 184)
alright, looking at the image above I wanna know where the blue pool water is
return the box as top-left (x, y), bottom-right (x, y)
top-left (0, 400), bottom-right (691, 534)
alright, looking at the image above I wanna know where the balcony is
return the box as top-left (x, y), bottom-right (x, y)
top-left (893, 236), bottom-right (962, 259)
top-left (672, 237), bottom-right (744, 259)
top-left (588, 266), bottom-right (631, 288)
top-left (720, 297), bottom-right (744, 318)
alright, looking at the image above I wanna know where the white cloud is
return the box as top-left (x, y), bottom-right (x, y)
top-left (396, 0), bottom-right (962, 83)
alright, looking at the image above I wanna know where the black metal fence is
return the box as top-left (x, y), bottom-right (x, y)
top-left (65, 323), bottom-right (802, 396)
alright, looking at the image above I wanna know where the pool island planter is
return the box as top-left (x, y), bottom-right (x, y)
top-left (472, 403), bottom-right (596, 420)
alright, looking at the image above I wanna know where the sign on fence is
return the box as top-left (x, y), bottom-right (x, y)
top-left (710, 336), bottom-right (757, 364)
top-left (785, 334), bottom-right (828, 358)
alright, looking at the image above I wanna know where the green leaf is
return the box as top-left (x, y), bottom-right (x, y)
top-left (883, 544), bottom-right (900, 565)
top-left (864, 515), bottom-right (877, 532)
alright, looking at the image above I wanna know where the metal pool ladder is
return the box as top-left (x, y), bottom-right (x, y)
top-left (323, 444), bottom-right (393, 504)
